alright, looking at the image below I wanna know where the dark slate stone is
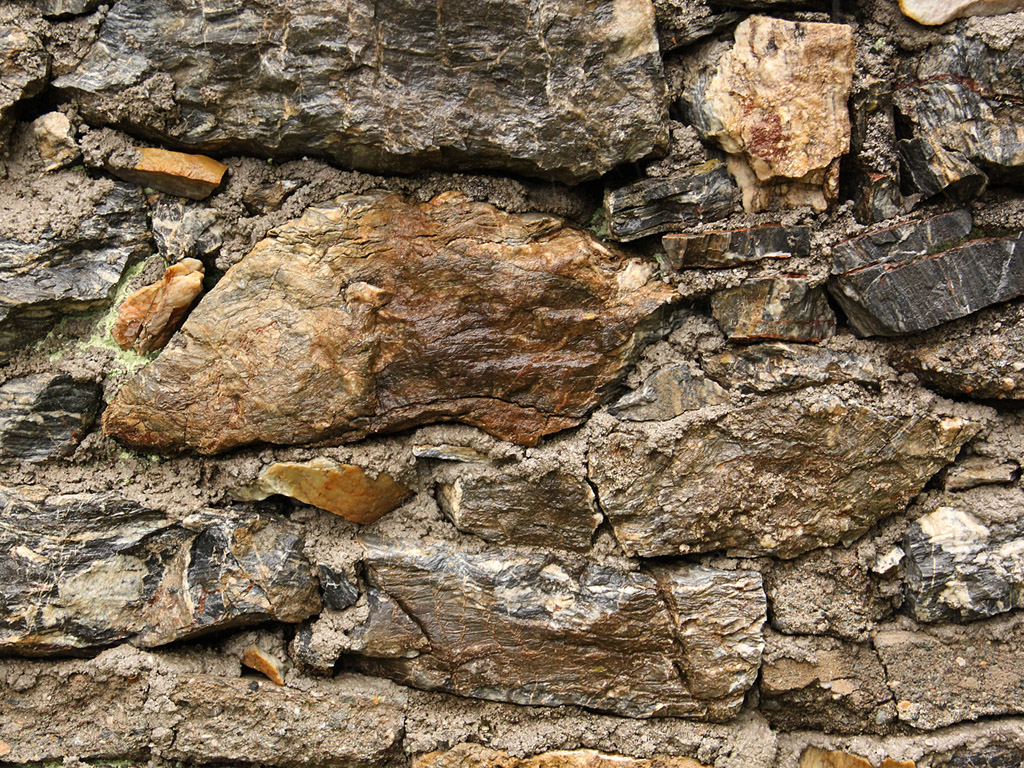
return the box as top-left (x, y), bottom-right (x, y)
top-left (603, 161), bottom-right (738, 242)
top-left (830, 209), bottom-right (973, 274)
top-left (317, 564), bottom-right (360, 612)
top-left (662, 224), bottom-right (810, 269)
top-left (0, 373), bottom-right (101, 463)
top-left (55, 0), bottom-right (668, 184)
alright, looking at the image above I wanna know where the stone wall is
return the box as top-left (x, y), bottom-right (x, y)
top-left (2, 0), bottom-right (1024, 766)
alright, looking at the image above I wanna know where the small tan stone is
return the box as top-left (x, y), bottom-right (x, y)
top-left (0, 741), bottom-right (10, 758)
top-left (414, 744), bottom-right (708, 768)
top-left (241, 645), bottom-right (286, 685)
top-left (112, 258), bottom-right (204, 354)
top-left (898, 0), bottom-right (1024, 24)
top-left (114, 147), bottom-right (227, 200)
top-left (800, 747), bottom-right (914, 768)
top-left (236, 458), bottom-right (412, 524)
top-left (31, 112), bottom-right (79, 171)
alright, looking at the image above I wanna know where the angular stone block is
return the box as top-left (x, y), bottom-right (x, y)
top-left (415, 744), bottom-right (708, 768)
top-left (899, 1), bottom-right (1024, 27)
top-left (609, 364), bottom-right (729, 421)
top-left (112, 257), bottom-right (205, 353)
top-left (711, 276), bottom-right (835, 343)
top-left (109, 147), bottom-right (228, 200)
top-left (701, 343), bottom-right (885, 394)
top-left (662, 224), bottom-right (809, 269)
top-left (0, 373), bottom-right (101, 463)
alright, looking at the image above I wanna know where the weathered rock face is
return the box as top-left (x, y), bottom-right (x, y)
top-left (108, 147), bottom-right (228, 201)
top-left (679, 17), bottom-right (855, 212)
top-left (903, 502), bottom-right (1024, 623)
top-left (940, 456), bottom-right (1020, 491)
top-left (0, 374), bottom-right (101, 463)
top-left (899, 1), bottom-right (1024, 27)
top-left (609, 364), bottom-right (729, 421)
top-left (603, 161), bottom-right (737, 242)
top-left (112, 257), bottom-right (205, 354)
top-left (56, 0), bottom-right (668, 184)
top-left (355, 538), bottom-right (765, 719)
top-left (589, 389), bottom-right (978, 558)
top-left (102, 192), bottom-right (677, 454)
top-left (710, 277), bottom-right (836, 343)
top-left (800, 748), bottom-right (913, 768)
top-left (662, 224), bottom-right (809, 270)
top-left (152, 198), bottom-right (222, 262)
top-left (895, 35), bottom-right (1024, 202)
top-left (0, 486), bottom-right (321, 654)
top-left (700, 343), bottom-right (886, 394)
top-left (0, 182), bottom-right (151, 356)
top-left (31, 112), bottom-right (79, 171)
top-left (415, 744), bottom-right (709, 768)
top-left (0, 28), bottom-right (48, 151)
top-left (237, 459), bottom-right (412, 524)
top-left (829, 212), bottom-right (1024, 337)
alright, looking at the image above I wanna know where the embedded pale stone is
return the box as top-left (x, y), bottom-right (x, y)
top-left (102, 191), bottom-right (677, 454)
top-left (110, 148), bottom-right (228, 200)
top-left (800, 748), bottom-right (913, 768)
top-left (112, 258), bottom-right (205, 354)
top-left (701, 343), bottom-right (885, 394)
top-left (236, 459), bottom-right (412, 524)
top-left (31, 112), bottom-right (79, 171)
top-left (609, 364), bottom-right (730, 421)
top-left (241, 645), bottom-right (286, 685)
top-left (898, 0), bottom-right (1024, 25)
top-left (414, 744), bottom-right (709, 768)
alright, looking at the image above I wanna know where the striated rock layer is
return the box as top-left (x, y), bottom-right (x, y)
top-left (102, 191), bottom-right (678, 454)
top-left (56, 0), bottom-right (668, 183)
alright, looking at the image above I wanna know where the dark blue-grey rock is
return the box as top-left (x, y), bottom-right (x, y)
top-left (829, 211), bottom-right (1024, 336)
top-left (0, 27), bottom-right (48, 151)
top-left (0, 486), bottom-right (321, 655)
top-left (55, 0), bottom-right (668, 184)
top-left (711, 276), bottom-right (836, 343)
top-left (0, 373), bottom-right (101, 463)
top-left (701, 343), bottom-right (885, 394)
top-left (662, 223), bottom-right (809, 269)
top-left (316, 564), bottom-right (360, 612)
top-left (895, 34), bottom-right (1024, 202)
top-left (355, 538), bottom-right (765, 719)
top-left (603, 161), bottom-right (738, 242)
top-left (0, 182), bottom-right (151, 357)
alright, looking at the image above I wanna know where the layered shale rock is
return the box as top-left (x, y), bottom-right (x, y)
top-left (0, 373), bottom-right (101, 463)
top-left (609, 364), bottom-right (730, 421)
top-left (56, 0), bottom-right (668, 183)
top-left (415, 744), bottom-right (708, 768)
top-left (662, 224), bottom-right (810, 270)
top-left (589, 387), bottom-right (978, 558)
top-left (899, 0), bottom-right (1024, 26)
top-left (0, 28), bottom-right (48, 151)
top-left (700, 343), bottom-right (886, 394)
top-left (355, 538), bottom-right (765, 719)
top-left (102, 192), bottom-right (677, 454)
top-left (679, 17), bottom-right (855, 212)
top-left (0, 486), bottom-right (320, 654)
top-left (829, 212), bottom-right (1024, 336)
top-left (0, 182), bottom-right (151, 356)
top-left (710, 276), bottom-right (836, 343)
top-left (903, 499), bottom-right (1024, 623)
top-left (112, 257), bottom-right (205, 354)
top-left (896, 34), bottom-right (1024, 201)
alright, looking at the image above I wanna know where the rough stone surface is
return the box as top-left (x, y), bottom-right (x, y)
top-left (760, 631), bottom-right (896, 734)
top-left (589, 388), bottom-right (978, 558)
top-left (31, 112), bottom-right (79, 171)
top-left (829, 212), bottom-right (1024, 337)
top-left (356, 538), bottom-right (765, 719)
top-left (111, 257), bottom-right (205, 354)
top-left (700, 343), bottom-right (886, 394)
top-left (56, 0), bottom-right (668, 184)
top-left (711, 276), bottom-right (836, 343)
top-left (609, 364), bottom-right (730, 421)
top-left (108, 147), bottom-right (228, 201)
top-left (32, 0), bottom-right (100, 17)
top-left (0, 486), bottom-right (321, 654)
top-left (0, 182), bottom-right (151, 356)
top-left (679, 17), bottom-right (855, 212)
top-left (603, 161), bottom-right (738, 242)
top-left (102, 191), bottom-right (677, 454)
top-left (0, 373), bottom-right (101, 463)
top-left (799, 748), bottom-right (914, 768)
top-left (237, 458), bottom-right (412, 524)
top-left (241, 645), bottom-right (286, 685)
top-left (662, 224), bottom-right (810, 269)
top-left (896, 34), bottom-right (1024, 202)
top-left (152, 197), bottom-right (223, 262)
top-left (903, 500), bottom-right (1024, 623)
top-left (899, 1), bottom-right (1024, 27)
top-left (874, 613), bottom-right (1024, 729)
top-left (0, 27), bottom-right (48, 152)
top-left (415, 744), bottom-right (709, 768)
top-left (940, 456), bottom-right (1020, 491)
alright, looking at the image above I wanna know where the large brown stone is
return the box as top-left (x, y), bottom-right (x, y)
top-left (679, 16), bottom-right (854, 212)
top-left (589, 388), bottom-right (979, 558)
top-left (102, 191), bottom-right (677, 454)
top-left (710, 276), bottom-right (835, 343)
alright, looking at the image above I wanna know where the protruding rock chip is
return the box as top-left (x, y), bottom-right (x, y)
top-left (589, 389), bottom-right (979, 558)
top-left (662, 224), bottom-right (809, 269)
top-left (609, 364), bottom-right (730, 421)
top-left (0, 486), bottom-right (321, 654)
top-left (31, 112), bottom-right (79, 171)
top-left (56, 0), bottom-right (668, 184)
top-left (102, 191), bottom-right (677, 454)
top-left (800, 747), bottom-right (913, 768)
top-left (701, 343), bottom-right (885, 394)
top-left (899, 0), bottom-right (1024, 25)
top-left (0, 28), bottom-right (48, 151)
top-left (356, 538), bottom-right (765, 719)
top-left (152, 198), bottom-right (222, 261)
top-left (0, 374), bottom-right (101, 463)
top-left (112, 258), bottom-right (205, 354)
top-left (415, 744), bottom-right (709, 768)
top-left (236, 458), bottom-right (412, 524)
top-left (711, 277), bottom-right (835, 343)
top-left (109, 147), bottom-right (228, 200)
top-left (241, 645), bottom-right (287, 685)
top-left (940, 456), bottom-right (1020, 491)
top-left (679, 16), bottom-right (854, 212)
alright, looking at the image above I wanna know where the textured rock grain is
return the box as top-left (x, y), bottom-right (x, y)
top-left (112, 257), bottom-right (205, 353)
top-left (710, 276), bottom-right (836, 342)
top-left (415, 744), bottom-right (709, 768)
top-left (102, 191), bottom-right (677, 454)
top-left (0, 373), bottom-right (101, 463)
top-left (0, 27), bottom-right (48, 151)
top-left (898, 1), bottom-right (1024, 27)
top-left (662, 224), bottom-right (810, 270)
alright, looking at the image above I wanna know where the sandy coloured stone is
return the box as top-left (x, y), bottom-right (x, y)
top-left (241, 645), bottom-right (286, 685)
top-left (609, 364), bottom-right (730, 421)
top-left (102, 191), bottom-right (677, 454)
top-left (236, 459), bottom-right (412, 524)
top-left (800, 748), bottom-right (913, 768)
top-left (680, 16), bottom-right (854, 212)
top-left (112, 258), bottom-right (205, 354)
top-left (0, 28), bottom-right (48, 152)
top-left (415, 744), bottom-right (709, 768)
top-left (110, 148), bottom-right (228, 200)
top-left (898, 0), bottom-right (1024, 25)
top-left (711, 276), bottom-right (835, 343)
top-left (701, 343), bottom-right (885, 394)
top-left (31, 112), bottom-right (79, 171)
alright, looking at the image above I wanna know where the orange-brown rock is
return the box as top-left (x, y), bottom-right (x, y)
top-left (111, 258), bottom-right (204, 354)
top-left (102, 191), bottom-right (677, 455)
top-left (112, 148), bottom-right (227, 200)
top-left (800, 747), bottom-right (914, 768)
top-left (235, 459), bottom-right (411, 524)
top-left (415, 745), bottom-right (709, 768)
top-left (241, 645), bottom-right (286, 685)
